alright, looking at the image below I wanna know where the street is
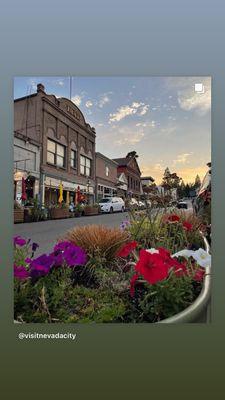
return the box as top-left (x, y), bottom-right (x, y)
top-left (14, 212), bottom-right (130, 255)
top-left (14, 201), bottom-right (194, 256)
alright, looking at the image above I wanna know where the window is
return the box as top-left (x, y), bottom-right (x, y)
top-left (106, 166), bottom-right (109, 177)
top-left (71, 150), bottom-right (77, 169)
top-left (80, 155), bottom-right (91, 176)
top-left (47, 139), bottom-right (65, 168)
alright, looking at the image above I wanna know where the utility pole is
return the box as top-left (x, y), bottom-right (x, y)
top-left (70, 77), bottom-right (72, 100)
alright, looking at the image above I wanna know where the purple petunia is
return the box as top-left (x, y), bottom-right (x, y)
top-left (14, 236), bottom-right (27, 247)
top-left (14, 264), bottom-right (30, 280)
top-left (120, 220), bottom-right (130, 230)
top-left (30, 254), bottom-right (55, 278)
top-left (53, 241), bottom-right (72, 252)
top-left (52, 241), bottom-right (87, 267)
top-left (63, 246), bottom-right (87, 267)
top-left (32, 242), bottom-right (39, 252)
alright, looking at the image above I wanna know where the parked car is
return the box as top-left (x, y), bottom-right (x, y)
top-left (127, 198), bottom-right (139, 211)
top-left (177, 201), bottom-right (188, 209)
top-left (98, 197), bottom-right (125, 213)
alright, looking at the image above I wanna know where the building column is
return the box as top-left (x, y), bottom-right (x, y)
top-left (40, 173), bottom-right (45, 206)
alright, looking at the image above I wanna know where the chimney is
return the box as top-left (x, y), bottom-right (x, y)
top-left (37, 83), bottom-right (45, 93)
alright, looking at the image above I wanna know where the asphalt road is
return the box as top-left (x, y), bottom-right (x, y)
top-left (14, 212), bottom-right (130, 255)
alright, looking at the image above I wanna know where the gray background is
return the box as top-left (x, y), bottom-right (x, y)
top-left (0, 0), bottom-right (224, 398)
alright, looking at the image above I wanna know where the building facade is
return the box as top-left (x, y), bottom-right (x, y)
top-left (14, 83), bottom-right (96, 205)
top-left (141, 176), bottom-right (155, 187)
top-left (95, 152), bottom-right (118, 201)
top-left (113, 151), bottom-right (142, 197)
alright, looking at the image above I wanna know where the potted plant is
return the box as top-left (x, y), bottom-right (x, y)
top-left (13, 207), bottom-right (211, 323)
top-left (83, 203), bottom-right (99, 216)
top-left (14, 201), bottom-right (24, 223)
top-left (49, 203), bottom-right (70, 219)
top-left (74, 203), bottom-right (83, 217)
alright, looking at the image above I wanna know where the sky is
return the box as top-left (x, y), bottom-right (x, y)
top-left (14, 76), bottom-right (211, 184)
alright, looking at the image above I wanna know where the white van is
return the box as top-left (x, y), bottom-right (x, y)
top-left (98, 197), bottom-right (125, 213)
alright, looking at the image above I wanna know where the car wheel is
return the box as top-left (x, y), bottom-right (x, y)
top-left (121, 206), bottom-right (125, 212)
top-left (110, 206), bottom-right (113, 213)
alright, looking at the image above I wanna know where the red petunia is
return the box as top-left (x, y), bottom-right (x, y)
top-left (194, 268), bottom-right (205, 282)
top-left (117, 241), bottom-right (138, 258)
top-left (158, 247), bottom-right (187, 276)
top-left (135, 249), bottom-right (169, 285)
top-left (182, 221), bottom-right (193, 231)
top-left (166, 214), bottom-right (180, 223)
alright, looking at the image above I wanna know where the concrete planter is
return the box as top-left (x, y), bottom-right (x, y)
top-left (158, 235), bottom-right (211, 324)
top-left (14, 209), bottom-right (24, 223)
top-left (50, 208), bottom-right (70, 220)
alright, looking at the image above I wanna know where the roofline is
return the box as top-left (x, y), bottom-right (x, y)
top-left (96, 152), bottom-right (118, 166)
top-left (14, 93), bottom-right (38, 102)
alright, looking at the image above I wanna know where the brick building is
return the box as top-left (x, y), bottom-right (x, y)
top-left (14, 83), bottom-right (96, 205)
top-left (95, 152), bottom-right (118, 201)
top-left (113, 151), bottom-right (142, 197)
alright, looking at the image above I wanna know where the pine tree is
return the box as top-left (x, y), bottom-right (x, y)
top-left (194, 174), bottom-right (201, 188)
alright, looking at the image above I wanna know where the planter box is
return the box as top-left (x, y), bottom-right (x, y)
top-left (14, 209), bottom-right (24, 223)
top-left (83, 206), bottom-right (99, 216)
top-left (159, 235), bottom-right (211, 323)
top-left (74, 211), bottom-right (82, 218)
top-left (50, 208), bottom-right (70, 220)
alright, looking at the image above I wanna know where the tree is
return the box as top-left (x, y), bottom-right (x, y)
top-left (177, 179), bottom-right (186, 199)
top-left (194, 174), bottom-right (201, 189)
top-left (162, 168), bottom-right (182, 192)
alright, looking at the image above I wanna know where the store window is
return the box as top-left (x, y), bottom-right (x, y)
top-left (47, 139), bottom-right (65, 168)
top-left (71, 149), bottom-right (77, 169)
top-left (80, 155), bottom-right (91, 176)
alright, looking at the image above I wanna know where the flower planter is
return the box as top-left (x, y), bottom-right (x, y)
top-left (14, 209), bottom-right (24, 223)
top-left (83, 206), bottom-right (99, 216)
top-left (74, 211), bottom-right (82, 218)
top-left (158, 235), bottom-right (211, 323)
top-left (50, 208), bottom-right (70, 220)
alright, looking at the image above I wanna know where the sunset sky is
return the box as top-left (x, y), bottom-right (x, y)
top-left (14, 76), bottom-right (211, 184)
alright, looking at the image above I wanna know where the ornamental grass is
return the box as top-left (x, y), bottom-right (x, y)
top-left (64, 224), bottom-right (130, 261)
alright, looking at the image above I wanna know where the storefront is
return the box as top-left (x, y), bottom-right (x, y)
top-left (43, 176), bottom-right (95, 205)
top-left (97, 184), bottom-right (117, 201)
top-left (14, 171), bottom-right (40, 204)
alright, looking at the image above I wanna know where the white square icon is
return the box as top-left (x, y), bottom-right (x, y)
top-left (195, 83), bottom-right (204, 93)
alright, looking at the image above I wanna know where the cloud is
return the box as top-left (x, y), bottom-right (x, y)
top-left (85, 100), bottom-right (93, 108)
top-left (173, 153), bottom-right (193, 165)
top-left (166, 77), bottom-right (211, 116)
top-left (136, 120), bottom-right (156, 128)
top-left (104, 126), bottom-right (145, 146)
top-left (178, 89), bottom-right (211, 115)
top-left (54, 79), bottom-right (65, 86)
top-left (98, 92), bottom-right (112, 108)
top-left (27, 78), bottom-right (37, 91)
top-left (71, 95), bottom-right (82, 106)
top-left (109, 101), bottom-right (149, 123)
top-left (114, 131), bottom-right (145, 146)
top-left (137, 104), bottom-right (149, 115)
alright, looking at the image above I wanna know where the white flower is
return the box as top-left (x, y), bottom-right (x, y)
top-left (172, 249), bottom-right (194, 259)
top-left (191, 248), bottom-right (211, 268)
top-left (146, 248), bottom-right (159, 254)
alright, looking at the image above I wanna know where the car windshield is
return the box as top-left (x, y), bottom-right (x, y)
top-left (99, 198), bottom-right (111, 203)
